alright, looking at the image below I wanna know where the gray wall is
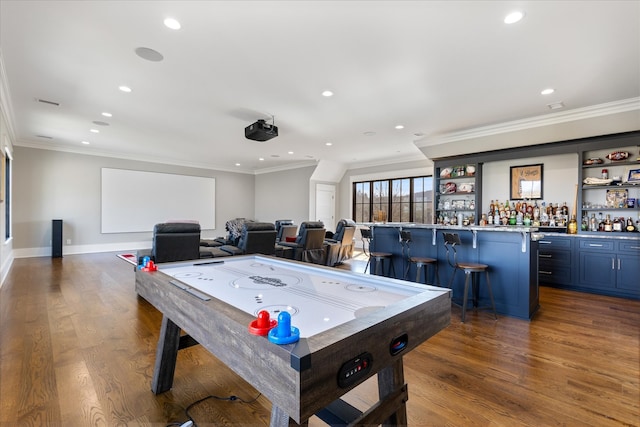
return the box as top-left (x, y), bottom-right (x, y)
top-left (254, 166), bottom-right (315, 226)
top-left (14, 146), bottom-right (256, 256)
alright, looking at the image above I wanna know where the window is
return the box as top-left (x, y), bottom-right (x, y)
top-left (372, 180), bottom-right (389, 222)
top-left (353, 182), bottom-right (370, 223)
top-left (353, 175), bottom-right (433, 223)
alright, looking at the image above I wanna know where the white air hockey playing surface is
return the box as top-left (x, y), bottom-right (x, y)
top-left (159, 257), bottom-right (428, 338)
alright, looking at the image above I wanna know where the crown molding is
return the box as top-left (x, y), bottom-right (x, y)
top-left (415, 97), bottom-right (640, 147)
top-left (14, 139), bottom-right (323, 175)
top-left (345, 152), bottom-right (431, 171)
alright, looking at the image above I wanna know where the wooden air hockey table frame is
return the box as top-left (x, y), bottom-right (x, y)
top-left (135, 255), bottom-right (451, 426)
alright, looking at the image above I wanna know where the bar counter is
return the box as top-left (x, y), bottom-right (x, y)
top-left (367, 223), bottom-right (542, 320)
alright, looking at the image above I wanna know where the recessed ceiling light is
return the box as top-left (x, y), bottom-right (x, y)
top-left (135, 47), bottom-right (164, 62)
top-left (322, 90), bottom-right (334, 97)
top-left (364, 131), bottom-right (376, 137)
top-left (235, 163), bottom-right (241, 167)
top-left (541, 88), bottom-right (555, 95)
top-left (395, 125), bottom-right (404, 130)
top-left (325, 142), bottom-right (333, 146)
top-left (118, 85), bottom-right (132, 93)
top-left (164, 18), bottom-right (181, 30)
top-left (504, 11), bottom-right (524, 24)
top-left (90, 129), bottom-right (100, 133)
top-left (259, 157), bottom-right (265, 161)
top-left (81, 141), bottom-right (90, 145)
top-left (101, 112), bottom-right (112, 117)
top-left (288, 151), bottom-right (294, 155)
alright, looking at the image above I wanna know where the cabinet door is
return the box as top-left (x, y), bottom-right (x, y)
top-left (616, 253), bottom-right (640, 292)
top-left (578, 251), bottom-right (616, 289)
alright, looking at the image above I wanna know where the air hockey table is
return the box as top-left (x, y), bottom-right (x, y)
top-left (135, 255), bottom-right (451, 426)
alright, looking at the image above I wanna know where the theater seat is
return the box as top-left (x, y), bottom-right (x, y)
top-left (278, 221), bottom-right (326, 264)
top-left (219, 222), bottom-right (277, 256)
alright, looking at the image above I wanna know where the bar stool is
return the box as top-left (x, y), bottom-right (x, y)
top-left (361, 228), bottom-right (396, 278)
top-left (443, 232), bottom-right (497, 322)
top-left (399, 230), bottom-right (440, 285)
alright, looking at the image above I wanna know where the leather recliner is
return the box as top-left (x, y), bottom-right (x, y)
top-left (325, 219), bottom-right (357, 266)
top-left (219, 222), bottom-right (277, 256)
top-left (137, 222), bottom-right (204, 264)
top-left (278, 221), bottom-right (326, 263)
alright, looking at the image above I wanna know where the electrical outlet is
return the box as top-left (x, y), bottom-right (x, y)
top-left (66, 239), bottom-right (71, 245)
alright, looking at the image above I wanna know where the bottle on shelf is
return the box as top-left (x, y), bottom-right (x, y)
top-left (613, 217), bottom-right (622, 232)
top-left (589, 213), bottom-right (597, 232)
top-left (625, 217), bottom-right (636, 232)
top-left (604, 215), bottom-right (613, 232)
top-left (567, 215), bottom-right (578, 234)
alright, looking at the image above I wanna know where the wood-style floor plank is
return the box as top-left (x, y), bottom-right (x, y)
top-left (0, 252), bottom-right (638, 426)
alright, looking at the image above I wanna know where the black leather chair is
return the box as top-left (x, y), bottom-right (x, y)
top-left (219, 222), bottom-right (277, 256)
top-left (278, 221), bottom-right (326, 263)
top-left (325, 219), bottom-right (357, 266)
top-left (138, 222), bottom-right (209, 264)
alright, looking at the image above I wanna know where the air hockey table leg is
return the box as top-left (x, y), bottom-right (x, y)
top-left (270, 405), bottom-right (308, 426)
top-left (151, 315), bottom-right (181, 394)
top-left (377, 358), bottom-right (408, 426)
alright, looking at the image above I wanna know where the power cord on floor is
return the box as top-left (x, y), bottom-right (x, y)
top-left (165, 392), bottom-right (262, 427)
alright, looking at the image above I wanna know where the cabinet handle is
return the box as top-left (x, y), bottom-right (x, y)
top-left (539, 241), bottom-right (551, 245)
top-left (611, 258), bottom-right (615, 270)
top-left (589, 244), bottom-right (604, 247)
top-left (539, 271), bottom-right (553, 275)
top-left (618, 258), bottom-right (621, 270)
top-left (539, 254), bottom-right (552, 258)
top-left (630, 246), bottom-right (640, 250)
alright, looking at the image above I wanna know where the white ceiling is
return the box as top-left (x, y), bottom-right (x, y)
top-left (1, 1), bottom-right (639, 174)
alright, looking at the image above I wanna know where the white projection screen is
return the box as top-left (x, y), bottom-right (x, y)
top-left (101, 168), bottom-right (215, 233)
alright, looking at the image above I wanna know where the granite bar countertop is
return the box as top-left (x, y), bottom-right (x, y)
top-left (364, 222), bottom-right (640, 240)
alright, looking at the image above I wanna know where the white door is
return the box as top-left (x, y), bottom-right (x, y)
top-left (316, 184), bottom-right (336, 232)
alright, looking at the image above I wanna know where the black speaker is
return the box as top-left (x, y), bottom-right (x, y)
top-left (52, 219), bottom-right (63, 258)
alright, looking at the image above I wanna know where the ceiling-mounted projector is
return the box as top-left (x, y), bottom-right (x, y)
top-left (245, 119), bottom-right (278, 142)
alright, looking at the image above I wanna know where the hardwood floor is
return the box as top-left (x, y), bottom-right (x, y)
top-left (1, 252), bottom-right (638, 426)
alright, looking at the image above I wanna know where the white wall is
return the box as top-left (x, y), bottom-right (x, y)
top-left (482, 153), bottom-right (579, 213)
top-left (13, 146), bottom-right (256, 257)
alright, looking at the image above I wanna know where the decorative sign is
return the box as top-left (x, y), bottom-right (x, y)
top-left (510, 164), bottom-right (543, 200)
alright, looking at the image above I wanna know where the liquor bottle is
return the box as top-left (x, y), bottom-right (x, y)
top-left (561, 202), bottom-right (569, 217)
top-left (612, 217), bottom-right (622, 232)
top-left (533, 202), bottom-right (540, 221)
top-left (625, 217), bottom-right (636, 232)
top-left (581, 215), bottom-right (588, 231)
top-left (489, 200), bottom-right (495, 214)
top-left (567, 215), bottom-right (578, 234)
top-left (598, 213), bottom-right (604, 231)
top-left (589, 213), bottom-right (597, 232)
top-left (604, 215), bottom-right (613, 232)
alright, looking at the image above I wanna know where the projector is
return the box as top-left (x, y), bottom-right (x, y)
top-left (245, 119), bottom-right (278, 142)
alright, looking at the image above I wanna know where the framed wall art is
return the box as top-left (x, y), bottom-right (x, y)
top-left (510, 164), bottom-right (543, 200)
